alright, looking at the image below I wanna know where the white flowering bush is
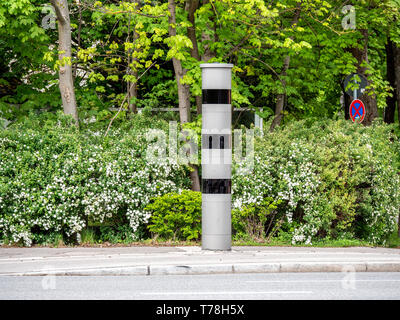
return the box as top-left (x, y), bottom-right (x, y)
top-left (0, 112), bottom-right (190, 246)
top-left (2, 112), bottom-right (399, 247)
top-left (232, 119), bottom-right (400, 245)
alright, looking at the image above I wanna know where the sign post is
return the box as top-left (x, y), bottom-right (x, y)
top-left (353, 76), bottom-right (358, 100)
top-left (344, 73), bottom-right (367, 124)
top-left (343, 73), bottom-right (367, 98)
top-left (200, 63), bottom-right (233, 251)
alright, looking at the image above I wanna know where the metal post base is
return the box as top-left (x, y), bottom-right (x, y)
top-left (201, 234), bottom-right (231, 251)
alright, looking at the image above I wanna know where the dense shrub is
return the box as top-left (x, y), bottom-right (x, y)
top-left (0, 112), bottom-right (190, 246)
top-left (98, 225), bottom-right (137, 244)
top-left (1, 112), bottom-right (399, 247)
top-left (232, 197), bottom-right (281, 242)
top-left (232, 118), bottom-right (400, 245)
top-left (145, 190), bottom-right (201, 241)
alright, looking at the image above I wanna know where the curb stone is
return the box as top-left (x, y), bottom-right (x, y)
top-left (149, 264), bottom-right (233, 275)
top-left (4, 261), bottom-right (400, 276)
top-left (233, 263), bottom-right (280, 273)
top-left (366, 262), bottom-right (400, 272)
top-left (279, 262), bottom-right (368, 273)
top-left (9, 266), bottom-right (148, 276)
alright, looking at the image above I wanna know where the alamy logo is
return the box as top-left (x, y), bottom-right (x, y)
top-left (341, 5), bottom-right (356, 30)
top-left (341, 265), bottom-right (356, 290)
top-left (41, 5), bottom-right (56, 30)
top-left (145, 122), bottom-right (254, 175)
top-left (41, 265), bottom-right (57, 290)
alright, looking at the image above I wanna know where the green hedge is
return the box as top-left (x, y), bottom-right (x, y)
top-left (145, 190), bottom-right (201, 241)
top-left (1, 113), bottom-right (399, 246)
top-left (0, 112), bottom-right (190, 246)
top-left (232, 118), bottom-right (400, 245)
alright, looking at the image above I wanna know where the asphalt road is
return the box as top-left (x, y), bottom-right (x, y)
top-left (1, 272), bottom-right (400, 300)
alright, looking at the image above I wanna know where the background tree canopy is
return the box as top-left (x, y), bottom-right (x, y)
top-left (0, 0), bottom-right (399, 127)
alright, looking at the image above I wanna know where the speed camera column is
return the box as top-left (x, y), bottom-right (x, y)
top-left (200, 63), bottom-right (233, 251)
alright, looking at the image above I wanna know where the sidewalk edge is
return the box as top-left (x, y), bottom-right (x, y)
top-left (4, 261), bottom-right (400, 276)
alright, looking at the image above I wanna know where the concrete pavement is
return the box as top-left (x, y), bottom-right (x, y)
top-left (0, 246), bottom-right (399, 276)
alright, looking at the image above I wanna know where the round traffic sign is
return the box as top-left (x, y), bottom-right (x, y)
top-left (343, 73), bottom-right (368, 98)
top-left (349, 99), bottom-right (365, 123)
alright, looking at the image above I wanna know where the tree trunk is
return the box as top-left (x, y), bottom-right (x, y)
top-left (189, 166), bottom-right (201, 191)
top-left (73, 0), bottom-right (82, 79)
top-left (168, 0), bottom-right (191, 123)
top-left (51, 0), bottom-right (79, 126)
top-left (128, 73), bottom-right (138, 113)
top-left (341, 87), bottom-right (351, 120)
top-left (351, 29), bottom-right (378, 125)
top-left (398, 214), bottom-right (400, 238)
top-left (384, 39), bottom-right (396, 124)
top-left (394, 42), bottom-right (400, 124)
top-left (270, 55), bottom-right (290, 131)
top-left (186, 0), bottom-right (200, 61)
top-left (169, 0), bottom-right (200, 191)
top-left (185, 0), bottom-right (202, 115)
top-left (127, 35), bottom-right (138, 114)
top-left (269, 5), bottom-right (301, 131)
top-left (127, 0), bottom-right (139, 114)
top-left (200, 0), bottom-right (216, 62)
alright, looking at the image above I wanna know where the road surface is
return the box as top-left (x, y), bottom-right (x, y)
top-left (1, 272), bottom-right (400, 300)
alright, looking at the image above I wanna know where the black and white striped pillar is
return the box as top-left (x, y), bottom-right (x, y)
top-left (200, 63), bottom-right (233, 251)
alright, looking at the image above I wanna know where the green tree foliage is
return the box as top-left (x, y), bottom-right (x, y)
top-left (1, 0), bottom-right (399, 125)
top-left (0, 0), bottom-right (59, 121)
